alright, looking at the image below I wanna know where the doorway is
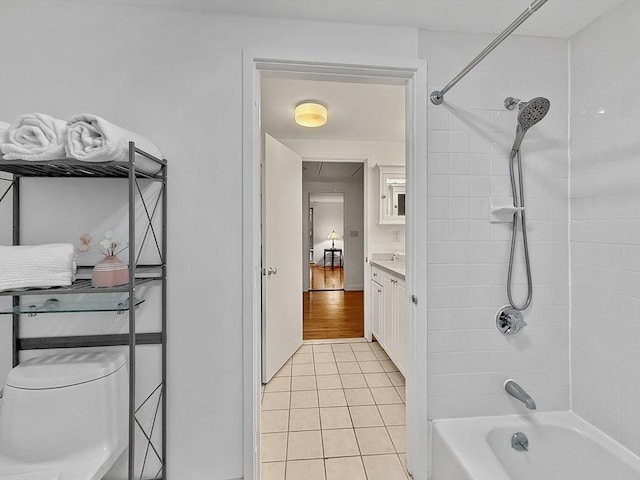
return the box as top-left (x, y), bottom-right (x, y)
top-left (308, 192), bottom-right (345, 291)
top-left (242, 55), bottom-right (428, 480)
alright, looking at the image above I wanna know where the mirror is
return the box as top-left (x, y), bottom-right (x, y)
top-left (377, 165), bottom-right (405, 224)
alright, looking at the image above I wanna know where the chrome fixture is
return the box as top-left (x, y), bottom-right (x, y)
top-left (511, 432), bottom-right (529, 452)
top-left (496, 306), bottom-right (527, 335)
top-left (504, 379), bottom-right (537, 410)
top-left (505, 96), bottom-right (551, 311)
top-left (430, 0), bottom-right (549, 105)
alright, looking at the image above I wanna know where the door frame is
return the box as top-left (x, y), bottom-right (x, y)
top-left (242, 51), bottom-right (428, 480)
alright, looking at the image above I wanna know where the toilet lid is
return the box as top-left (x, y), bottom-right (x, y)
top-left (6, 352), bottom-right (126, 389)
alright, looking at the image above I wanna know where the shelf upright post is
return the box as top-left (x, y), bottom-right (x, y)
top-left (161, 159), bottom-right (167, 478)
top-left (11, 176), bottom-right (20, 367)
top-left (127, 142), bottom-right (136, 480)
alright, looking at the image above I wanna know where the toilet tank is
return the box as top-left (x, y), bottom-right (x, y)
top-left (0, 352), bottom-right (128, 462)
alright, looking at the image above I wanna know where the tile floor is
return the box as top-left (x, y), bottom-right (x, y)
top-left (261, 339), bottom-right (411, 480)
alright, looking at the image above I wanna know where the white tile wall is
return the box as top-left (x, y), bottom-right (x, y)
top-left (570, 0), bottom-right (640, 456)
top-left (419, 30), bottom-right (570, 419)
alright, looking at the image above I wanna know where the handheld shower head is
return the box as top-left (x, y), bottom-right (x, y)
top-left (510, 97), bottom-right (550, 156)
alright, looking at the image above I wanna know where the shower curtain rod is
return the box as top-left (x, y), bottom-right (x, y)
top-left (430, 0), bottom-right (549, 105)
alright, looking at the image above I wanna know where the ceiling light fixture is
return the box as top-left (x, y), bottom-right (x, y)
top-left (294, 102), bottom-right (327, 128)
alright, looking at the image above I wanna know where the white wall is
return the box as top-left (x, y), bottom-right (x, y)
top-left (0, 2), bottom-right (418, 478)
top-left (569, 0), bottom-right (640, 456)
top-left (311, 200), bottom-right (344, 264)
top-left (420, 30), bottom-right (570, 419)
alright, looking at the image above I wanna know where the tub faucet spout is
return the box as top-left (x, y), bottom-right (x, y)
top-left (504, 379), bottom-right (536, 410)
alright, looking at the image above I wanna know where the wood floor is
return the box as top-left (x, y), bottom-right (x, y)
top-left (309, 265), bottom-right (343, 291)
top-left (303, 290), bottom-right (364, 340)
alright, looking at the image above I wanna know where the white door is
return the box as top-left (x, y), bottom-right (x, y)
top-left (262, 133), bottom-right (303, 383)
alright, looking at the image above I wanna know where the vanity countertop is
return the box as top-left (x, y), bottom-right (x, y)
top-left (371, 260), bottom-right (405, 280)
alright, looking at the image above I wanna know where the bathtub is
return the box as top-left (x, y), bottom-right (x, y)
top-left (431, 412), bottom-right (640, 480)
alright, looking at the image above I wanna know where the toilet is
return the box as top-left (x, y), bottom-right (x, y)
top-left (0, 352), bottom-right (128, 480)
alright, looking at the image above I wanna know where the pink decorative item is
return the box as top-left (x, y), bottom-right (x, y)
top-left (92, 255), bottom-right (129, 288)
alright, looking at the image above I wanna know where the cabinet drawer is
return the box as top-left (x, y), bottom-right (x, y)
top-left (371, 265), bottom-right (384, 285)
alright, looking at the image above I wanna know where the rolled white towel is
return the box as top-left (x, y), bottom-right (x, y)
top-left (0, 113), bottom-right (67, 161)
top-left (0, 244), bottom-right (77, 292)
top-left (65, 114), bottom-right (162, 173)
top-left (0, 121), bottom-right (9, 142)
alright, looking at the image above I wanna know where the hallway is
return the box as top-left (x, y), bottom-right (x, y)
top-left (261, 339), bottom-right (409, 480)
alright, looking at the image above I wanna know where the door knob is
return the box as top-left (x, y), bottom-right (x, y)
top-left (268, 266), bottom-right (278, 276)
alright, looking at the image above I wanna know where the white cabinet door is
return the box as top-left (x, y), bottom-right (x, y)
top-left (395, 278), bottom-right (407, 376)
top-left (382, 274), bottom-right (397, 359)
top-left (371, 279), bottom-right (384, 341)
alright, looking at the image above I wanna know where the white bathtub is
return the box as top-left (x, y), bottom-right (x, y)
top-left (431, 412), bottom-right (640, 480)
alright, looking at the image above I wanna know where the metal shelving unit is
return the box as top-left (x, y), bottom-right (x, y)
top-left (0, 142), bottom-right (167, 480)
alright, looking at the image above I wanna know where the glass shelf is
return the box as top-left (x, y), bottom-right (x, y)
top-left (0, 266), bottom-right (163, 297)
top-left (0, 293), bottom-right (145, 315)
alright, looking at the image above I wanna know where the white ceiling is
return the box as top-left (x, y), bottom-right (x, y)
top-left (303, 162), bottom-right (365, 183)
top-left (262, 78), bottom-right (405, 142)
top-left (153, 0), bottom-right (624, 39)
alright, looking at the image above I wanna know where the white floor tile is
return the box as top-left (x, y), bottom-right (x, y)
top-left (344, 388), bottom-right (375, 406)
top-left (316, 374), bottom-right (342, 390)
top-left (314, 352), bottom-right (336, 363)
top-left (354, 350), bottom-right (377, 362)
top-left (387, 425), bottom-right (407, 453)
top-left (370, 342), bottom-right (384, 351)
top-left (291, 376), bottom-right (317, 391)
top-left (370, 386), bottom-right (403, 404)
top-left (261, 461), bottom-right (285, 480)
top-left (318, 388), bottom-right (347, 407)
top-left (292, 353), bottom-right (314, 364)
top-left (355, 427), bottom-right (396, 455)
top-left (322, 428), bottom-right (360, 457)
top-left (332, 344), bottom-right (352, 353)
top-left (387, 371), bottom-right (405, 386)
top-left (312, 344), bottom-right (333, 353)
top-left (380, 360), bottom-right (399, 373)
top-left (378, 404), bottom-right (406, 426)
top-left (289, 408), bottom-right (320, 431)
top-left (325, 456), bottom-right (367, 480)
top-left (261, 432), bottom-right (288, 462)
top-left (362, 454), bottom-right (408, 480)
top-left (351, 343), bottom-right (373, 352)
top-left (340, 373), bottom-right (368, 389)
top-left (265, 377), bottom-right (292, 392)
top-left (296, 345), bottom-right (313, 354)
top-left (319, 406), bottom-right (353, 429)
top-left (364, 373), bottom-right (393, 388)
top-left (262, 392), bottom-right (291, 410)
top-left (374, 350), bottom-right (391, 361)
top-left (290, 390), bottom-right (319, 408)
top-left (334, 351), bottom-right (357, 362)
top-left (359, 361), bottom-right (385, 373)
top-left (291, 363), bottom-right (315, 376)
top-left (262, 409), bottom-right (290, 433)
top-left (285, 459), bottom-right (325, 480)
top-left (314, 363), bottom-right (339, 375)
top-left (349, 405), bottom-right (384, 427)
top-left (287, 430), bottom-right (324, 460)
top-left (337, 362), bottom-right (361, 374)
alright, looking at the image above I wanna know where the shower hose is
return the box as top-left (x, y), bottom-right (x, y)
top-left (507, 149), bottom-right (533, 311)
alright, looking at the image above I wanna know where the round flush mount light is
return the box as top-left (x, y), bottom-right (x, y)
top-left (294, 102), bottom-right (327, 127)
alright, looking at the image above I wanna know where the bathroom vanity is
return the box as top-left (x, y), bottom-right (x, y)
top-left (370, 259), bottom-right (407, 375)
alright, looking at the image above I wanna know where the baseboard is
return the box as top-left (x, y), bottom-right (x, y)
top-left (344, 284), bottom-right (364, 291)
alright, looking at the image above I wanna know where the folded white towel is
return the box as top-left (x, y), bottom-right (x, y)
top-left (0, 121), bottom-right (9, 142)
top-left (0, 113), bottom-right (67, 161)
top-left (0, 244), bottom-right (77, 292)
top-left (65, 114), bottom-right (162, 173)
